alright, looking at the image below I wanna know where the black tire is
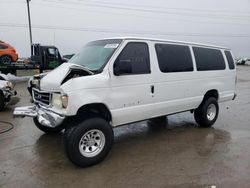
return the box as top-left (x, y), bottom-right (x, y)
top-left (194, 97), bottom-right (219, 127)
top-left (64, 117), bottom-right (114, 167)
top-left (33, 117), bottom-right (64, 134)
top-left (0, 55), bottom-right (12, 64)
top-left (0, 92), bottom-right (5, 111)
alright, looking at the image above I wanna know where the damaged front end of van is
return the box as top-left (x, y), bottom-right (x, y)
top-left (13, 63), bottom-right (95, 129)
top-left (13, 39), bottom-right (122, 132)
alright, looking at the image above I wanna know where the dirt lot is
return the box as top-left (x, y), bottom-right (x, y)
top-left (0, 66), bottom-right (250, 188)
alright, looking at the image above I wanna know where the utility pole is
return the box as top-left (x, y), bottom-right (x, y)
top-left (26, 0), bottom-right (33, 55)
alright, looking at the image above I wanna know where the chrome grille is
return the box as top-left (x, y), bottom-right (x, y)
top-left (32, 89), bottom-right (52, 106)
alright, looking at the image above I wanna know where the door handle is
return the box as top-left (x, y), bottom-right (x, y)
top-left (151, 85), bottom-right (154, 94)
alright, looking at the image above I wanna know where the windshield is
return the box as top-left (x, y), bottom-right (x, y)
top-left (68, 39), bottom-right (123, 71)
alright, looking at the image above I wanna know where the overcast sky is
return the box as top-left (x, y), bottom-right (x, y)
top-left (0, 0), bottom-right (250, 58)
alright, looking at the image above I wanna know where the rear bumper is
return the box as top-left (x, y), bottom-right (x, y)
top-left (13, 105), bottom-right (65, 128)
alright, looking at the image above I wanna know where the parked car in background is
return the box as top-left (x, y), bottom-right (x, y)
top-left (14, 37), bottom-right (236, 167)
top-left (237, 58), bottom-right (250, 65)
top-left (0, 73), bottom-right (17, 111)
top-left (0, 41), bottom-right (18, 64)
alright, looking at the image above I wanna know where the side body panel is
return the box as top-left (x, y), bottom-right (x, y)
top-left (60, 39), bottom-right (236, 127)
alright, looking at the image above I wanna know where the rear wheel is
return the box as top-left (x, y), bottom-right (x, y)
top-left (0, 55), bottom-right (12, 64)
top-left (64, 117), bottom-right (114, 167)
top-left (194, 97), bottom-right (219, 127)
top-left (33, 117), bottom-right (64, 134)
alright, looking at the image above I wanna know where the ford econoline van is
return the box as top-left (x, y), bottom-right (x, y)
top-left (14, 37), bottom-right (236, 167)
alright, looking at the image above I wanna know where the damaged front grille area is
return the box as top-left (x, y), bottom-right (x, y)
top-left (32, 89), bottom-right (52, 106)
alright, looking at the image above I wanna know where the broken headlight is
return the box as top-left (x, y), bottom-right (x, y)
top-left (52, 93), bottom-right (68, 109)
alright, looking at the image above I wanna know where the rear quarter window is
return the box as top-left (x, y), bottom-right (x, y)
top-left (193, 47), bottom-right (225, 71)
top-left (155, 44), bottom-right (193, 72)
top-left (224, 50), bottom-right (235, 70)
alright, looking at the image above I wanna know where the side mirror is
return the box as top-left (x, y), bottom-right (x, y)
top-left (114, 59), bottom-right (132, 76)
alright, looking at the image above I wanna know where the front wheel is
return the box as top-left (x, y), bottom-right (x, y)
top-left (33, 117), bottom-right (64, 134)
top-left (0, 55), bottom-right (12, 64)
top-left (194, 97), bottom-right (219, 127)
top-left (64, 117), bottom-right (114, 167)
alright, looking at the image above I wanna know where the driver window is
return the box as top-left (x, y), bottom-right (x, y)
top-left (47, 48), bottom-right (56, 58)
top-left (114, 42), bottom-right (150, 75)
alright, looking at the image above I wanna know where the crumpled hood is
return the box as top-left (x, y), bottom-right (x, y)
top-left (40, 63), bottom-right (91, 91)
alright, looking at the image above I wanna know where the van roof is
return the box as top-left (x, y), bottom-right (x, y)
top-left (102, 37), bottom-right (230, 50)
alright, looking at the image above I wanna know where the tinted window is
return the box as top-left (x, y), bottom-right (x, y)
top-left (0, 44), bottom-right (7, 49)
top-left (193, 47), bottom-right (225, 71)
top-left (225, 50), bottom-right (235, 69)
top-left (115, 42), bottom-right (150, 75)
top-left (155, 44), bottom-right (193, 72)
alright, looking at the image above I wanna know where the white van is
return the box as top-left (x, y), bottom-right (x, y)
top-left (14, 37), bottom-right (236, 167)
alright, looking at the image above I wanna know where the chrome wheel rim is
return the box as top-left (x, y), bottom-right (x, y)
top-left (79, 129), bottom-right (105, 158)
top-left (207, 104), bottom-right (216, 121)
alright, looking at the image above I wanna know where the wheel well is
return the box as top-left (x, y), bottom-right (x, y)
top-left (203, 90), bottom-right (219, 101)
top-left (76, 103), bottom-right (112, 122)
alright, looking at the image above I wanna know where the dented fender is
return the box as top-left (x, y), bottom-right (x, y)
top-left (60, 70), bottom-right (111, 116)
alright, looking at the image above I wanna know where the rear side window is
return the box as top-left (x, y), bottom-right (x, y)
top-left (115, 42), bottom-right (150, 75)
top-left (224, 50), bottom-right (235, 69)
top-left (155, 44), bottom-right (193, 72)
top-left (193, 47), bottom-right (225, 71)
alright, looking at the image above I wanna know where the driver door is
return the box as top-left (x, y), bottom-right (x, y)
top-left (109, 41), bottom-right (155, 126)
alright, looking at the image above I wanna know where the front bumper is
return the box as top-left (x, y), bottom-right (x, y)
top-left (13, 105), bottom-right (65, 128)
